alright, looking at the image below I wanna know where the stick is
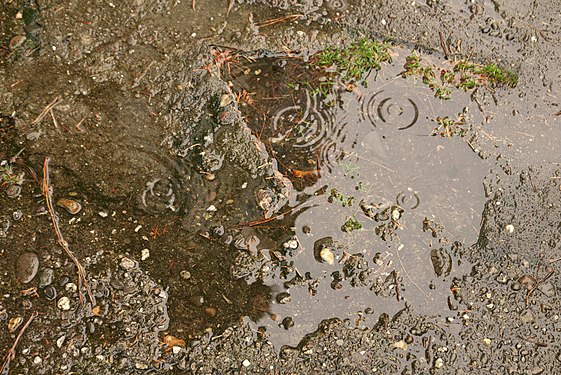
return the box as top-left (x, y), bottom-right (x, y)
top-left (30, 96), bottom-right (63, 126)
top-left (42, 157), bottom-right (95, 305)
top-left (0, 312), bottom-right (39, 374)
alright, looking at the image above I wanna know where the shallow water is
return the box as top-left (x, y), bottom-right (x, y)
top-left (230, 48), bottom-right (490, 347)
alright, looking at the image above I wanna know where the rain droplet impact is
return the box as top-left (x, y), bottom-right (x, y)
top-left (396, 191), bottom-right (420, 209)
top-left (325, 0), bottom-right (348, 11)
top-left (361, 91), bottom-right (419, 130)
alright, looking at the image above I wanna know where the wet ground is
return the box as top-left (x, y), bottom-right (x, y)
top-left (1, 0), bottom-right (561, 374)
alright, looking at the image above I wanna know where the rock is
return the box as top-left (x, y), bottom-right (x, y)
top-left (16, 252), bottom-right (39, 284)
top-left (57, 198), bottom-right (82, 214)
top-left (38, 267), bottom-right (54, 287)
top-left (120, 257), bottom-right (137, 270)
top-left (57, 296), bottom-right (71, 311)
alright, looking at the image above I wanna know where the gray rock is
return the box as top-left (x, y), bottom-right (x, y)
top-left (16, 252), bottom-right (39, 284)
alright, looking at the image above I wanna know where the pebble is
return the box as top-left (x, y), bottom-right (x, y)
top-left (98, 211), bottom-right (108, 218)
top-left (120, 257), bottom-right (136, 270)
top-left (281, 317), bottom-right (294, 330)
top-left (12, 210), bottom-right (23, 221)
top-left (242, 359), bottom-right (251, 367)
top-left (57, 198), bottom-right (82, 215)
top-left (57, 296), bottom-right (71, 311)
top-left (8, 316), bottom-right (23, 332)
top-left (204, 306), bottom-right (218, 317)
top-left (320, 248), bottom-right (335, 265)
top-left (141, 248), bottom-right (150, 261)
top-left (16, 252), bottom-right (39, 284)
top-left (42, 286), bottom-right (57, 301)
top-left (38, 268), bottom-right (54, 287)
top-left (180, 270), bottom-right (191, 280)
top-left (56, 335), bottom-right (65, 348)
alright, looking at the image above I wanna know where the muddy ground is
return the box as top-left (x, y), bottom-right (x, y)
top-left (1, 0), bottom-right (560, 374)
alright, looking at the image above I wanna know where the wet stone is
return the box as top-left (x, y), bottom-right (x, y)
top-left (519, 310), bottom-right (535, 324)
top-left (276, 292), bottom-right (292, 304)
top-left (38, 267), bottom-right (54, 287)
top-left (0, 216), bottom-right (10, 237)
top-left (538, 282), bottom-right (556, 298)
top-left (120, 257), bottom-right (137, 270)
top-left (430, 248), bottom-right (452, 277)
top-left (42, 286), bottom-right (57, 301)
top-left (16, 252), bottom-right (39, 284)
top-left (57, 198), bottom-right (82, 215)
top-left (12, 210), bottom-right (23, 221)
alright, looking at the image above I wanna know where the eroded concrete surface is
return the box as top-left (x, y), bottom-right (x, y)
top-left (1, 0), bottom-right (560, 373)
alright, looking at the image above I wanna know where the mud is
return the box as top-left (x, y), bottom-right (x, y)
top-left (1, 0), bottom-right (560, 374)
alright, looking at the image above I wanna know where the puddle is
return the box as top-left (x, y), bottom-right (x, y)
top-left (227, 47), bottom-right (490, 347)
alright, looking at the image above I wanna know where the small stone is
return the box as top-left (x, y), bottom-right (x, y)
top-left (281, 317), bottom-right (294, 330)
top-left (320, 248), bottom-right (335, 265)
top-left (242, 359), bottom-right (251, 367)
top-left (56, 336), bottom-right (66, 348)
top-left (12, 210), bottom-right (23, 221)
top-left (393, 340), bottom-right (407, 350)
top-left (538, 282), bottom-right (556, 298)
top-left (9, 35), bottom-right (26, 50)
top-left (38, 267), bottom-right (54, 288)
top-left (8, 316), bottom-right (23, 332)
top-left (57, 296), bottom-right (71, 311)
top-left (276, 292), bottom-right (291, 304)
top-left (120, 257), bottom-right (136, 270)
top-left (483, 338), bottom-right (491, 345)
top-left (98, 211), bottom-right (108, 218)
top-left (180, 270), bottom-right (191, 280)
top-left (33, 356), bottom-right (42, 365)
top-left (207, 205), bottom-right (217, 212)
top-left (57, 198), bottom-right (82, 215)
top-left (42, 285), bottom-right (57, 301)
top-left (204, 306), bottom-right (217, 317)
top-left (141, 248), bottom-right (150, 261)
top-left (434, 358), bottom-right (444, 369)
top-left (65, 282), bottom-right (78, 292)
top-left (135, 361), bottom-right (149, 370)
top-left (16, 252), bottom-right (39, 284)
top-left (172, 346), bottom-right (182, 354)
top-left (505, 224), bottom-right (514, 233)
top-left (520, 310), bottom-right (535, 324)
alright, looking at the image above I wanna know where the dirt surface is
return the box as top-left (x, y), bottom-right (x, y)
top-left (1, 0), bottom-right (560, 374)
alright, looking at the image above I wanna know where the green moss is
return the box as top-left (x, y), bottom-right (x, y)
top-left (307, 38), bottom-right (393, 96)
top-left (342, 215), bottom-right (362, 233)
top-left (401, 52), bottom-right (518, 99)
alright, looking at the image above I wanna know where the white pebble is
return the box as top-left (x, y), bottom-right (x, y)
top-left (120, 257), bottom-right (136, 270)
top-left (242, 359), bottom-right (251, 367)
top-left (505, 224), bottom-right (514, 233)
top-left (141, 248), bottom-right (150, 261)
top-left (57, 296), bottom-right (71, 311)
top-left (98, 211), bottom-right (108, 218)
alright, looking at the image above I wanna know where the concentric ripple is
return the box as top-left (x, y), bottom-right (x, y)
top-left (360, 91), bottom-right (419, 130)
top-left (396, 190), bottom-right (421, 210)
top-left (273, 91), bottom-right (346, 172)
top-left (111, 136), bottom-right (198, 215)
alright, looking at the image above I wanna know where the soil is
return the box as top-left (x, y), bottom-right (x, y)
top-left (1, 0), bottom-right (560, 374)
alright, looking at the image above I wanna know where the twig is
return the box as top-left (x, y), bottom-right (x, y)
top-left (393, 270), bottom-right (401, 301)
top-left (30, 96), bottom-right (63, 126)
top-left (255, 14), bottom-right (302, 28)
top-left (227, 0), bottom-right (234, 15)
top-left (49, 109), bottom-right (59, 129)
top-left (192, 0), bottom-right (196, 10)
top-left (42, 157), bottom-right (95, 306)
top-left (439, 32), bottom-right (451, 60)
top-left (1, 312), bottom-right (39, 374)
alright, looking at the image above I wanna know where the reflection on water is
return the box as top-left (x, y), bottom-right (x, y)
top-left (230, 48), bottom-right (489, 347)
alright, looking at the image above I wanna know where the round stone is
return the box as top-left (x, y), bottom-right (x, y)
top-left (16, 252), bottom-right (39, 284)
top-left (57, 296), bottom-right (71, 311)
